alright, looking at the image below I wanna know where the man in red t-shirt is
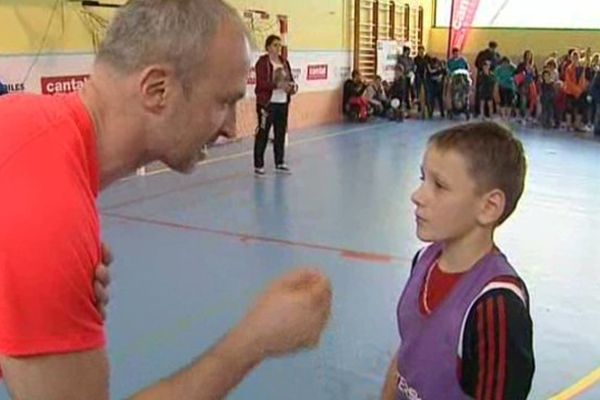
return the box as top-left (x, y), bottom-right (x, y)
top-left (0, 92), bottom-right (108, 361)
top-left (0, 1), bottom-right (331, 399)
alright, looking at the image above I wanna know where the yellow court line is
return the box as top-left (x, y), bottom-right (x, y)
top-left (549, 367), bottom-right (600, 400)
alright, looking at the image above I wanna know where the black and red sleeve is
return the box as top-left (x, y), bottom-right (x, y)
top-left (460, 288), bottom-right (535, 400)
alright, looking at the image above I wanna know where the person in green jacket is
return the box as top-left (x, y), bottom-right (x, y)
top-left (494, 57), bottom-right (517, 120)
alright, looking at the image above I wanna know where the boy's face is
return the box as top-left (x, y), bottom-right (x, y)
top-left (571, 53), bottom-right (580, 65)
top-left (411, 146), bottom-right (496, 243)
top-left (542, 72), bottom-right (551, 83)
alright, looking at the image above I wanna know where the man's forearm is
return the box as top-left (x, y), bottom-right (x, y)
top-left (130, 326), bottom-right (264, 400)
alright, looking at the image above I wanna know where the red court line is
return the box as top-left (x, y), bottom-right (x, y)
top-left (341, 250), bottom-right (394, 263)
top-left (101, 171), bottom-right (248, 211)
top-left (102, 212), bottom-right (402, 265)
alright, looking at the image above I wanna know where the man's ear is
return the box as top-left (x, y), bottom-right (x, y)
top-left (139, 65), bottom-right (174, 113)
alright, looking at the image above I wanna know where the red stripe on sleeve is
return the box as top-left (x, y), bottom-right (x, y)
top-left (495, 296), bottom-right (507, 400)
top-left (485, 298), bottom-right (496, 400)
top-left (476, 303), bottom-right (486, 400)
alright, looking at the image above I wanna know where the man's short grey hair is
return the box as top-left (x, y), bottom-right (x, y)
top-left (97, 0), bottom-right (248, 87)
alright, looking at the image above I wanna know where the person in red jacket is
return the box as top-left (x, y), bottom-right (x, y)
top-left (253, 34), bottom-right (298, 176)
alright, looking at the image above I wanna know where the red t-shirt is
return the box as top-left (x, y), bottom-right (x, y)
top-left (0, 92), bottom-right (105, 376)
top-left (419, 261), bottom-right (465, 315)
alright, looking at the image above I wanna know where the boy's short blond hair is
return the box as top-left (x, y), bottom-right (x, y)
top-left (428, 122), bottom-right (527, 225)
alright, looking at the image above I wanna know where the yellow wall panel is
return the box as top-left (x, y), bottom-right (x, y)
top-left (428, 27), bottom-right (600, 64)
top-left (0, 0), bottom-right (433, 55)
top-left (0, 1), bottom-right (116, 54)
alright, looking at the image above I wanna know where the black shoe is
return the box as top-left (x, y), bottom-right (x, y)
top-left (275, 164), bottom-right (291, 174)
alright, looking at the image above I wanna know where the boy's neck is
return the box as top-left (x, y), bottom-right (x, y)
top-left (438, 229), bottom-right (495, 274)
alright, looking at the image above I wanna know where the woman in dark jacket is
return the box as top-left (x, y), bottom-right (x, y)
top-left (253, 34), bottom-right (297, 175)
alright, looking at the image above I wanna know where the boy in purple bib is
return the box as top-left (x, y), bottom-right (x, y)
top-left (381, 122), bottom-right (535, 400)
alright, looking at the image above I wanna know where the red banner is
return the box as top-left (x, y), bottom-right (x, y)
top-left (306, 64), bottom-right (328, 81)
top-left (449, 0), bottom-right (481, 55)
top-left (41, 75), bottom-right (89, 95)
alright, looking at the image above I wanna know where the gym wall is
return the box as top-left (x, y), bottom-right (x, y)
top-left (0, 0), bottom-right (434, 137)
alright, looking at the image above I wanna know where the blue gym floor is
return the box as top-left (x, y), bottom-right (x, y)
top-left (2, 119), bottom-right (600, 399)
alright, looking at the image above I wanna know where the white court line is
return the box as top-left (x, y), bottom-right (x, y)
top-left (129, 123), bottom-right (387, 179)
